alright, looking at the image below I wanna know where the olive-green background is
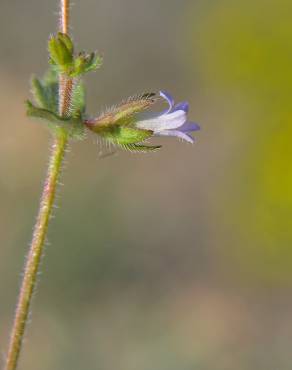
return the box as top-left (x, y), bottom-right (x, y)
top-left (1, 0), bottom-right (292, 369)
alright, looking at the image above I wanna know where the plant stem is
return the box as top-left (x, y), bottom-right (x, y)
top-left (4, 1), bottom-right (72, 370)
top-left (59, 0), bottom-right (73, 118)
top-left (4, 133), bottom-right (68, 370)
top-left (60, 0), bottom-right (69, 34)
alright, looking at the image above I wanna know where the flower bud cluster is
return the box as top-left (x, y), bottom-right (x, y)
top-left (48, 33), bottom-right (102, 77)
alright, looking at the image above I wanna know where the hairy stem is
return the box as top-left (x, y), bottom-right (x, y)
top-left (4, 1), bottom-right (72, 370)
top-left (4, 133), bottom-right (68, 370)
top-left (59, 0), bottom-right (73, 118)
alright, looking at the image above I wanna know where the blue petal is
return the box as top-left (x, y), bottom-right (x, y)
top-left (136, 110), bottom-right (187, 131)
top-left (160, 91), bottom-right (175, 113)
top-left (174, 102), bottom-right (189, 113)
top-left (155, 129), bottom-right (195, 143)
top-left (179, 122), bottom-right (200, 132)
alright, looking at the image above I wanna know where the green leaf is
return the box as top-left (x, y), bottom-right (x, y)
top-left (30, 68), bottom-right (59, 113)
top-left (26, 100), bottom-right (67, 123)
top-left (26, 100), bottom-right (86, 140)
top-left (31, 77), bottom-right (48, 109)
top-left (43, 66), bottom-right (59, 84)
top-left (31, 76), bottom-right (57, 113)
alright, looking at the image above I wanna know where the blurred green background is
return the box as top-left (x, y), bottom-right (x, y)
top-left (1, 0), bottom-right (292, 369)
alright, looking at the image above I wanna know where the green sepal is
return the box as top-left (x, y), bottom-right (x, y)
top-left (26, 100), bottom-right (85, 140)
top-left (121, 143), bottom-right (162, 152)
top-left (114, 94), bottom-right (156, 121)
top-left (115, 127), bottom-right (153, 144)
top-left (48, 33), bottom-right (73, 71)
top-left (96, 125), bottom-right (153, 145)
top-left (88, 93), bottom-right (157, 129)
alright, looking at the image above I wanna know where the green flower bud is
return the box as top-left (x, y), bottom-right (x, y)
top-left (48, 33), bottom-right (102, 77)
top-left (70, 52), bottom-right (103, 77)
top-left (57, 32), bottom-right (74, 55)
top-left (48, 33), bottom-right (74, 70)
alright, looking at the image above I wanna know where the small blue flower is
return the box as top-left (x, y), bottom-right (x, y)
top-left (135, 91), bottom-right (200, 143)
